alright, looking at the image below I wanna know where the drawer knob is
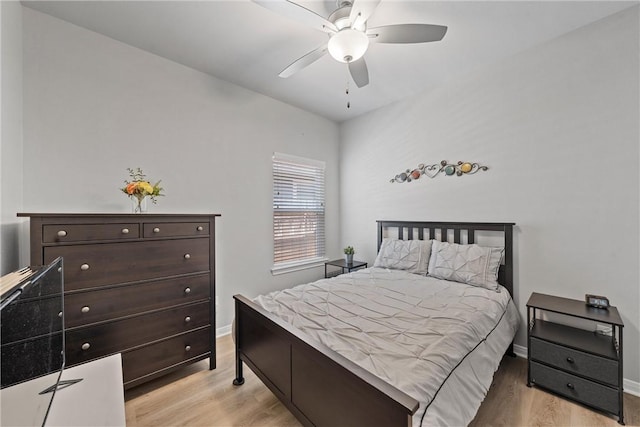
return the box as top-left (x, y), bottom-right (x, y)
top-left (121, 228), bottom-right (130, 234)
top-left (566, 357), bottom-right (575, 364)
top-left (81, 343), bottom-right (91, 351)
top-left (57, 230), bottom-right (67, 237)
top-left (184, 287), bottom-right (191, 294)
top-left (185, 345), bottom-right (191, 352)
top-left (196, 226), bottom-right (204, 231)
top-left (153, 227), bottom-right (160, 233)
top-left (184, 254), bottom-right (191, 260)
top-left (81, 306), bottom-right (90, 313)
top-left (58, 311), bottom-right (63, 318)
top-left (80, 263), bottom-right (90, 271)
top-left (185, 316), bottom-right (191, 323)
top-left (566, 383), bottom-right (575, 390)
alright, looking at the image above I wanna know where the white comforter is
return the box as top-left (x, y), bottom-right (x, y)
top-left (255, 267), bottom-right (519, 426)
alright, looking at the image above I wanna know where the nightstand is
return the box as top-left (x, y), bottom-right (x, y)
top-left (324, 259), bottom-right (368, 278)
top-left (526, 292), bottom-right (624, 425)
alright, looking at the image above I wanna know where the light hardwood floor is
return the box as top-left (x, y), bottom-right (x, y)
top-left (126, 334), bottom-right (639, 426)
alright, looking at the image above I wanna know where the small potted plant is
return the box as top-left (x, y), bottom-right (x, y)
top-left (344, 246), bottom-right (355, 264)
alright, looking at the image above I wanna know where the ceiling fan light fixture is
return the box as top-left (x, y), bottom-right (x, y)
top-left (327, 28), bottom-right (369, 63)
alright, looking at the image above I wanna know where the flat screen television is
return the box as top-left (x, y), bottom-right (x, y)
top-left (0, 257), bottom-right (66, 426)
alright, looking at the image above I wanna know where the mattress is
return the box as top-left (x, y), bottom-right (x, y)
top-left (255, 267), bottom-right (520, 426)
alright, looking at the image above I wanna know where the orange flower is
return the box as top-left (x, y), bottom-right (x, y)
top-left (126, 182), bottom-right (137, 195)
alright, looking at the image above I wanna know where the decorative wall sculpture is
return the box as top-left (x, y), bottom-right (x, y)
top-left (390, 160), bottom-right (488, 183)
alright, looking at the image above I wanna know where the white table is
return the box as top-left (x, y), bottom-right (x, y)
top-left (48, 354), bottom-right (126, 426)
top-left (1, 354), bottom-right (125, 427)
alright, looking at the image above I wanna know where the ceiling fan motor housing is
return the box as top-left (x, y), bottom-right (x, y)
top-left (329, 4), bottom-right (363, 31)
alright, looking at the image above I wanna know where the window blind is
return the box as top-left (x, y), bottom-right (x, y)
top-left (273, 153), bottom-right (326, 267)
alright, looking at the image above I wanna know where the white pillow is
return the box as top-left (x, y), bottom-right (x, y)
top-left (427, 241), bottom-right (504, 291)
top-left (374, 238), bottom-right (432, 274)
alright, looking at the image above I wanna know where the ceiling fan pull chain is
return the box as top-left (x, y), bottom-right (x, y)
top-left (345, 73), bottom-right (351, 109)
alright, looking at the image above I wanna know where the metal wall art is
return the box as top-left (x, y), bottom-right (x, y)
top-left (390, 160), bottom-right (488, 183)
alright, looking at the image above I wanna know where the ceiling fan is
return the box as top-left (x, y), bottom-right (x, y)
top-left (253, 0), bottom-right (448, 88)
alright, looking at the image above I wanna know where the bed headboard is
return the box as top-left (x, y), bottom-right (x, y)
top-left (376, 220), bottom-right (515, 297)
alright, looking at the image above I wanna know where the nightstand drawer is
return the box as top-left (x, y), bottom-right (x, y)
top-left (65, 274), bottom-right (210, 328)
top-left (143, 222), bottom-right (209, 238)
top-left (530, 361), bottom-right (618, 414)
top-left (530, 337), bottom-right (618, 386)
top-left (43, 223), bottom-right (140, 243)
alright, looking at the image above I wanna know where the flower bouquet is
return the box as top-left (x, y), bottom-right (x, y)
top-left (121, 168), bottom-right (164, 213)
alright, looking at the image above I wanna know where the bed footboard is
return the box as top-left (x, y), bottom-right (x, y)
top-left (232, 295), bottom-right (418, 427)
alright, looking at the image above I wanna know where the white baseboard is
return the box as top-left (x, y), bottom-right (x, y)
top-left (216, 324), bottom-right (231, 338)
top-left (512, 343), bottom-right (640, 397)
top-left (624, 378), bottom-right (640, 397)
top-left (513, 343), bottom-right (527, 359)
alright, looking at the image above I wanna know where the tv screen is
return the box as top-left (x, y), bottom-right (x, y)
top-left (0, 257), bottom-right (64, 426)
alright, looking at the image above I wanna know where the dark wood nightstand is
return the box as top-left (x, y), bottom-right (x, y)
top-left (324, 259), bottom-right (368, 278)
top-left (526, 292), bottom-right (624, 424)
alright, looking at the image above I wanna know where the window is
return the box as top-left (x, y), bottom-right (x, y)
top-left (272, 153), bottom-right (326, 273)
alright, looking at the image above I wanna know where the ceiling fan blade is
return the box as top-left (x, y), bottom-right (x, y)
top-left (253, 0), bottom-right (337, 34)
top-left (349, 0), bottom-right (382, 30)
top-left (348, 57), bottom-right (369, 88)
top-left (279, 44), bottom-right (328, 78)
top-left (368, 24), bottom-right (447, 43)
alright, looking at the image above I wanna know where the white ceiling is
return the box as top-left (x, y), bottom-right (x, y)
top-left (22, 0), bottom-right (636, 122)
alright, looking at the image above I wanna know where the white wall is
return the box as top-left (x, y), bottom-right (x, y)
top-left (15, 1), bottom-right (640, 388)
top-left (340, 6), bottom-right (639, 384)
top-left (0, 0), bottom-right (24, 275)
top-left (21, 7), bottom-right (340, 328)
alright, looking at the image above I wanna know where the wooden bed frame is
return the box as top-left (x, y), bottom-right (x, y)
top-left (233, 220), bottom-right (515, 427)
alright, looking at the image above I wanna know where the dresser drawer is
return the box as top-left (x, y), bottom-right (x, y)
top-left (143, 222), bottom-right (209, 238)
top-left (65, 274), bottom-right (210, 328)
top-left (122, 327), bottom-right (211, 384)
top-left (66, 301), bottom-right (210, 364)
top-left (45, 238), bottom-right (209, 291)
top-left (530, 337), bottom-right (618, 386)
top-left (43, 223), bottom-right (139, 243)
top-left (530, 361), bottom-right (618, 414)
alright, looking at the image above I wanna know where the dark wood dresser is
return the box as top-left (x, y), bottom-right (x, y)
top-left (18, 213), bottom-right (220, 389)
top-left (526, 292), bottom-right (624, 425)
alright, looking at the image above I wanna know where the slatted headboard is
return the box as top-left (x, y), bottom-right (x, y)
top-left (376, 220), bottom-right (515, 297)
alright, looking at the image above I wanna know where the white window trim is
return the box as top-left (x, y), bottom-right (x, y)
top-left (271, 257), bottom-right (328, 276)
top-left (273, 152), bottom-right (326, 169)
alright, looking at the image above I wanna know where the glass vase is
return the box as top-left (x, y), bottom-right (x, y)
top-left (132, 195), bottom-right (148, 214)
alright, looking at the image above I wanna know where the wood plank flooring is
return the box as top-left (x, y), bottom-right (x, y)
top-left (125, 334), bottom-right (639, 426)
